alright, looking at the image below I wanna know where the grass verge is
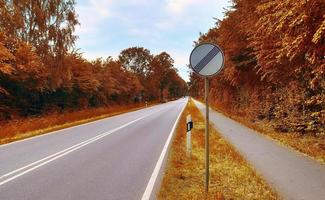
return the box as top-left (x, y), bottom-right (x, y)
top-left (205, 101), bottom-right (325, 164)
top-left (158, 99), bottom-right (279, 200)
top-left (0, 102), bottom-right (157, 145)
top-left (232, 117), bottom-right (325, 164)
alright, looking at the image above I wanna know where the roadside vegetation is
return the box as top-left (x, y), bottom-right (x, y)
top-left (0, 0), bottom-right (186, 143)
top-left (214, 105), bottom-right (325, 164)
top-left (159, 99), bottom-right (279, 200)
top-left (0, 102), bottom-right (158, 145)
top-left (194, 98), bottom-right (325, 164)
top-left (189, 0), bottom-right (324, 163)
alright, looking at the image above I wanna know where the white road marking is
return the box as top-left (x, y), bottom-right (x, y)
top-left (0, 104), bottom-right (163, 148)
top-left (0, 108), bottom-right (165, 187)
top-left (141, 99), bottom-right (187, 200)
top-left (0, 134), bottom-right (103, 180)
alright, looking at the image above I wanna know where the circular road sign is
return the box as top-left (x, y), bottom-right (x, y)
top-left (189, 43), bottom-right (224, 77)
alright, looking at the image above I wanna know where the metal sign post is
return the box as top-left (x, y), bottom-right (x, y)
top-left (204, 77), bottom-right (209, 192)
top-left (189, 43), bottom-right (224, 193)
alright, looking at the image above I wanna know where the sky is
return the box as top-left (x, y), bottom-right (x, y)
top-left (75, 0), bottom-right (232, 82)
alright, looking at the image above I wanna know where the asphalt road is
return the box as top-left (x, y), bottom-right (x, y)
top-left (0, 98), bottom-right (188, 200)
top-left (193, 99), bottom-right (325, 200)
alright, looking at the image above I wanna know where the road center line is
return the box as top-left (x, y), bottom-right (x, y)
top-left (0, 107), bottom-right (166, 187)
top-left (141, 99), bottom-right (187, 200)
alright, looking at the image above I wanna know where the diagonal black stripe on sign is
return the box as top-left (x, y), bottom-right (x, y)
top-left (194, 47), bottom-right (220, 73)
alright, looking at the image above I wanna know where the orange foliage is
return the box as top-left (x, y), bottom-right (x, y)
top-left (0, 2), bottom-right (187, 121)
top-left (0, 102), bottom-right (156, 144)
top-left (189, 0), bottom-right (325, 135)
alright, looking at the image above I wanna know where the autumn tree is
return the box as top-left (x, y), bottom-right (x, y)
top-left (167, 69), bottom-right (187, 99)
top-left (0, 30), bottom-right (50, 116)
top-left (0, 0), bottom-right (186, 121)
top-left (252, 0), bottom-right (325, 82)
top-left (118, 47), bottom-right (153, 78)
top-left (100, 58), bottom-right (143, 103)
top-left (189, 0), bottom-right (324, 134)
top-left (250, 0), bottom-right (325, 132)
top-left (150, 52), bottom-right (176, 101)
top-left (0, 0), bottom-right (79, 88)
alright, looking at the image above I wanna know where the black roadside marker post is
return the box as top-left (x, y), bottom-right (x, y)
top-left (189, 43), bottom-right (225, 193)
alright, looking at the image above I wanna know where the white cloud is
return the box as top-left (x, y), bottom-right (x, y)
top-left (125, 0), bottom-right (148, 5)
top-left (89, 0), bottom-right (113, 17)
top-left (157, 0), bottom-right (219, 31)
top-left (81, 50), bottom-right (119, 61)
top-left (166, 0), bottom-right (199, 15)
top-left (129, 28), bottom-right (150, 37)
top-left (75, 0), bottom-right (232, 81)
top-left (168, 49), bottom-right (191, 82)
top-left (75, 0), bottom-right (117, 35)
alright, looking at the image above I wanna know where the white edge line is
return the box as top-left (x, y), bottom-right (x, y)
top-left (141, 98), bottom-right (188, 200)
top-left (0, 104), bottom-right (164, 148)
top-left (0, 133), bottom-right (103, 179)
top-left (0, 108), bottom-right (164, 186)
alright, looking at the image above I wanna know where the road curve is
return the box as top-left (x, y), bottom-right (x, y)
top-left (0, 98), bottom-right (188, 200)
top-left (193, 99), bottom-right (325, 200)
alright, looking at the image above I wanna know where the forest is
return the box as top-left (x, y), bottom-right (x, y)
top-left (0, 0), bottom-right (187, 121)
top-left (189, 0), bottom-right (324, 135)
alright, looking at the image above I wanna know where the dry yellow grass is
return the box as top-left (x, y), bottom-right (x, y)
top-left (158, 99), bottom-right (280, 200)
top-left (0, 102), bottom-right (157, 145)
top-left (207, 103), bottom-right (325, 164)
top-left (238, 120), bottom-right (325, 164)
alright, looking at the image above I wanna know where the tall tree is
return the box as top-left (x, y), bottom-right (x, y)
top-left (252, 0), bottom-right (325, 82)
top-left (118, 47), bottom-right (153, 78)
top-left (189, 0), bottom-right (325, 134)
top-left (0, 0), bottom-right (79, 88)
top-left (150, 52), bottom-right (175, 101)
